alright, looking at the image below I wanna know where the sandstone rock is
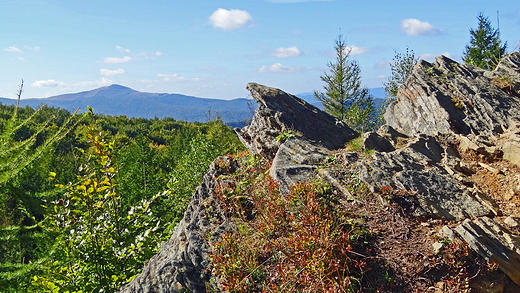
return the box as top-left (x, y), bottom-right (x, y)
top-left (341, 152), bottom-right (359, 165)
top-left (455, 216), bottom-right (520, 286)
top-left (485, 52), bottom-right (520, 94)
top-left (459, 135), bottom-right (488, 154)
top-left (506, 189), bottom-right (516, 201)
top-left (235, 83), bottom-right (358, 160)
top-left (118, 157), bottom-right (238, 293)
top-left (119, 57), bottom-right (520, 291)
top-left (363, 131), bottom-right (395, 152)
top-left (385, 53), bottom-right (520, 137)
top-left (393, 168), bottom-right (490, 220)
top-left (405, 134), bottom-right (443, 164)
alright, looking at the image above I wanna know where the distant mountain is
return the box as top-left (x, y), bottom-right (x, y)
top-left (0, 85), bottom-right (254, 124)
top-left (0, 85), bottom-right (387, 124)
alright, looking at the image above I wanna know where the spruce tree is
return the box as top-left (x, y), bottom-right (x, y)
top-left (314, 34), bottom-right (375, 132)
top-left (463, 12), bottom-right (507, 70)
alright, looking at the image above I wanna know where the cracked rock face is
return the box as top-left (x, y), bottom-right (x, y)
top-left (269, 136), bottom-right (331, 194)
top-left (385, 52), bottom-right (520, 137)
top-left (356, 135), bottom-right (491, 221)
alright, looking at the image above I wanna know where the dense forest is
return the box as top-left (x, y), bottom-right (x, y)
top-left (0, 97), bottom-right (245, 292)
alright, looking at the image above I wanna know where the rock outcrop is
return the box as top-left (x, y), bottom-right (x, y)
top-left (385, 53), bottom-right (520, 137)
top-left (382, 52), bottom-right (520, 287)
top-left (456, 216), bottom-right (520, 286)
top-left (356, 134), bottom-right (491, 220)
top-left (119, 157), bottom-right (238, 293)
top-left (119, 53), bottom-right (520, 292)
top-left (119, 83), bottom-right (359, 292)
top-left (235, 82), bottom-right (358, 159)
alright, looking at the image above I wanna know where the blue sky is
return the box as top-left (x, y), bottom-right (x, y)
top-left (1, 0), bottom-right (519, 100)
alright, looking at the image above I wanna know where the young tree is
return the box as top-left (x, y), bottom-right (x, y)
top-left (314, 34), bottom-right (375, 132)
top-left (463, 12), bottom-right (507, 70)
top-left (0, 81), bottom-right (79, 185)
top-left (377, 47), bottom-right (419, 124)
top-left (383, 47), bottom-right (419, 101)
top-left (33, 107), bottom-right (166, 293)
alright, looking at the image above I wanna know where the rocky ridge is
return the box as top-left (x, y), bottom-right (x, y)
top-left (119, 52), bottom-right (520, 292)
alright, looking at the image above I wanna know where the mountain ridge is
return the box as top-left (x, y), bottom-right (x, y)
top-left (0, 84), bottom-right (254, 124)
top-left (0, 85), bottom-right (386, 123)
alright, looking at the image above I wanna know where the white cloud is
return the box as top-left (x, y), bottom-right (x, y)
top-left (401, 19), bottom-right (441, 36)
top-left (377, 75), bottom-right (386, 79)
top-left (100, 68), bottom-right (126, 76)
top-left (209, 8), bottom-right (253, 30)
top-left (157, 73), bottom-right (188, 82)
top-left (257, 62), bottom-right (311, 73)
top-left (17, 57), bottom-right (26, 62)
top-left (32, 78), bottom-right (112, 88)
top-left (32, 79), bottom-right (65, 88)
top-left (24, 45), bottom-right (40, 52)
top-left (345, 45), bottom-right (367, 56)
top-left (103, 56), bottom-right (132, 63)
top-left (134, 52), bottom-right (160, 60)
top-left (116, 46), bottom-right (131, 53)
top-left (4, 46), bottom-right (21, 52)
top-left (192, 77), bottom-right (203, 82)
top-left (270, 46), bottom-right (301, 58)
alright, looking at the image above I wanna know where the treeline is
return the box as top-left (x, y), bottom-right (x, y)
top-left (0, 101), bottom-right (244, 292)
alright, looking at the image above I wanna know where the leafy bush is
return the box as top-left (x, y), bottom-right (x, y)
top-left (32, 108), bottom-right (167, 293)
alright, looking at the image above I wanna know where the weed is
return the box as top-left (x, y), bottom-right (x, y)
top-left (492, 75), bottom-right (517, 96)
top-left (275, 130), bottom-right (300, 143)
top-left (451, 97), bottom-right (465, 110)
top-left (363, 148), bottom-right (375, 158)
top-left (345, 136), bottom-right (363, 152)
top-left (450, 62), bottom-right (459, 74)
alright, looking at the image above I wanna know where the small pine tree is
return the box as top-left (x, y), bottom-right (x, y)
top-left (463, 12), bottom-right (507, 70)
top-left (314, 34), bottom-right (375, 132)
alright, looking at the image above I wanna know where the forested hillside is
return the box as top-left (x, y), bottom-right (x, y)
top-left (0, 84), bottom-right (254, 124)
top-left (0, 100), bottom-right (244, 292)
